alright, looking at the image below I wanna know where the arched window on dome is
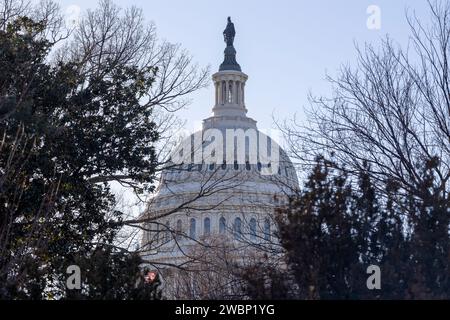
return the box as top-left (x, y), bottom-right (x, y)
top-left (228, 80), bottom-right (233, 103)
top-left (221, 161), bottom-right (227, 170)
top-left (189, 218), bottom-right (196, 239)
top-left (145, 224), bottom-right (151, 244)
top-left (264, 218), bottom-right (271, 241)
top-left (249, 218), bottom-right (257, 241)
top-left (257, 162), bottom-right (262, 172)
top-left (155, 223), bottom-right (159, 243)
top-left (233, 160), bottom-right (239, 170)
top-left (245, 161), bottom-right (251, 171)
top-left (233, 217), bottom-right (242, 240)
top-left (219, 217), bottom-right (226, 234)
top-left (165, 221), bottom-right (170, 242)
top-left (204, 217), bottom-right (211, 236)
top-left (176, 219), bottom-right (182, 240)
top-left (274, 195), bottom-right (279, 204)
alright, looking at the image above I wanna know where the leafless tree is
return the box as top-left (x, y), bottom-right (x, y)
top-left (0, 0), bottom-right (30, 30)
top-left (0, 126), bottom-right (61, 294)
top-left (0, 0), bottom-right (210, 296)
top-left (281, 0), bottom-right (450, 200)
top-left (0, 0), bottom-right (297, 299)
top-left (131, 159), bottom-right (298, 298)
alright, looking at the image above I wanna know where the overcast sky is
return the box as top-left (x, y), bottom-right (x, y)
top-left (57, 0), bottom-right (433, 135)
top-left (50, 0), bottom-right (435, 220)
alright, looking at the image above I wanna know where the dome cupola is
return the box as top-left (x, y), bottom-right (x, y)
top-left (205, 17), bottom-right (255, 130)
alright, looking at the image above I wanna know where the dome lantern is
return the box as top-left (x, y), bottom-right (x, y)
top-left (208, 17), bottom-right (253, 129)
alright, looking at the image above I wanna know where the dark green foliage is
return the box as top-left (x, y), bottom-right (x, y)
top-left (64, 248), bottom-right (162, 300)
top-left (240, 260), bottom-right (295, 300)
top-left (274, 157), bottom-right (449, 299)
top-left (0, 15), bottom-right (159, 299)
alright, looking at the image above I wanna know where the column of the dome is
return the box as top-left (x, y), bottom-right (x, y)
top-left (233, 81), bottom-right (239, 104)
top-left (236, 81), bottom-right (239, 105)
top-left (214, 82), bottom-right (219, 105)
top-left (223, 80), bottom-right (226, 105)
top-left (220, 81), bottom-right (223, 105)
top-left (211, 71), bottom-right (248, 117)
top-left (204, 17), bottom-right (256, 130)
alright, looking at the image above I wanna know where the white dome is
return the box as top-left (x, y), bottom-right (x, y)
top-left (149, 128), bottom-right (298, 213)
top-left (141, 52), bottom-right (299, 267)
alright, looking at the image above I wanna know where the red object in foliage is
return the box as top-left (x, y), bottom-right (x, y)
top-left (144, 271), bottom-right (157, 283)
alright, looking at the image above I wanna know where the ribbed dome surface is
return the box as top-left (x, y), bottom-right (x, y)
top-left (152, 129), bottom-right (298, 209)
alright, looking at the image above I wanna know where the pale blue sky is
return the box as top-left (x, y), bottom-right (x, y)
top-left (58, 0), bottom-right (431, 132)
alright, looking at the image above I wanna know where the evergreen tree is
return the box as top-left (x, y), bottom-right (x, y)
top-left (270, 157), bottom-right (449, 299)
top-left (0, 0), bottom-right (206, 298)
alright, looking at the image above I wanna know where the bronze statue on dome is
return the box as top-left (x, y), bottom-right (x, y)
top-left (223, 17), bottom-right (235, 47)
top-left (219, 16), bottom-right (241, 71)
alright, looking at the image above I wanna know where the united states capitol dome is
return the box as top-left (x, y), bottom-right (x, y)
top-left (141, 17), bottom-right (299, 267)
